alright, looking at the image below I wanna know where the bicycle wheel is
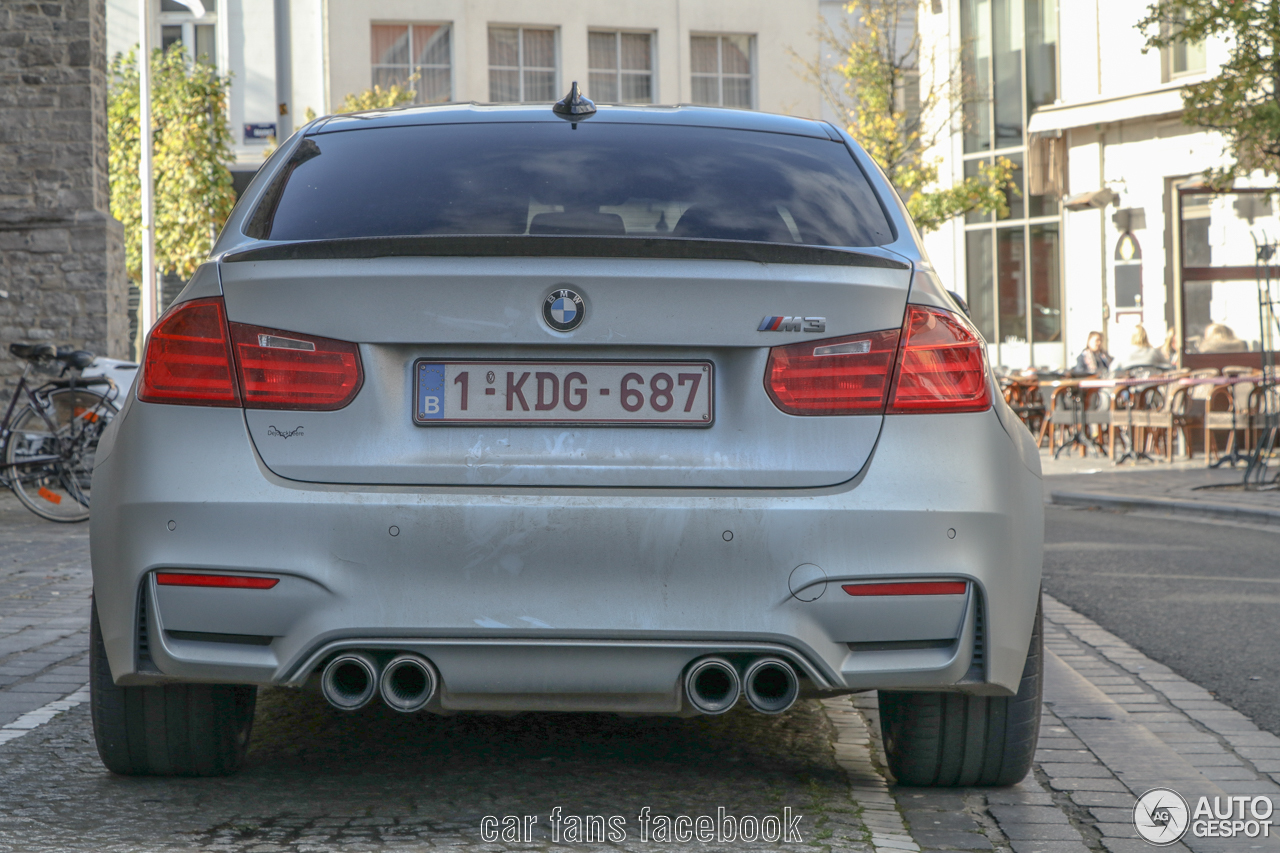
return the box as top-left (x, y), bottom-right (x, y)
top-left (3, 387), bottom-right (117, 522)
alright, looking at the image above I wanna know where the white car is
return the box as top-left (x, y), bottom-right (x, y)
top-left (90, 96), bottom-right (1044, 782)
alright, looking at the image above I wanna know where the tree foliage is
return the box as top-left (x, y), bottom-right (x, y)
top-left (338, 76), bottom-right (418, 113)
top-left (794, 0), bottom-right (1017, 232)
top-left (1140, 0), bottom-right (1280, 187)
top-left (266, 80), bottom-right (418, 159)
top-left (108, 48), bottom-right (236, 285)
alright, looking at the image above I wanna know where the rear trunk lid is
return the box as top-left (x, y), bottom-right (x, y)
top-left (219, 252), bottom-right (911, 489)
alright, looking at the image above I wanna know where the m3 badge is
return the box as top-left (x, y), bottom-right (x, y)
top-left (758, 317), bottom-right (826, 333)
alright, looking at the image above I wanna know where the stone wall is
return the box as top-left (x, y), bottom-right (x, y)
top-left (0, 0), bottom-right (128, 404)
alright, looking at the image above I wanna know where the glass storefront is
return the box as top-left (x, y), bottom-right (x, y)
top-left (997, 226), bottom-right (1026, 344)
top-left (960, 0), bottom-right (992, 155)
top-left (966, 230), bottom-right (995, 341)
top-left (1179, 189), bottom-right (1280, 364)
top-left (1030, 223), bottom-right (1062, 344)
top-left (961, 0), bottom-right (1063, 371)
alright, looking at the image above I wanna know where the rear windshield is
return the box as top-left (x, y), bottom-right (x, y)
top-left (256, 122), bottom-right (894, 247)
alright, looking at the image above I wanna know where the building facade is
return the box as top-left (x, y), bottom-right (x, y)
top-left (108, 0), bottom-right (827, 181)
top-left (1, 0), bottom-right (129, 403)
top-left (920, 0), bottom-right (1278, 373)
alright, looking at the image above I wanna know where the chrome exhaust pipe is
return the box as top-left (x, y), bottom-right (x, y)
top-left (684, 656), bottom-right (741, 715)
top-left (320, 651), bottom-right (379, 711)
top-left (379, 653), bottom-right (439, 713)
top-left (743, 657), bottom-right (799, 715)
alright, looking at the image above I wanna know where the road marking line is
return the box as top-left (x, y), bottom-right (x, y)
top-left (1056, 570), bottom-right (1280, 585)
top-left (1044, 542), bottom-right (1206, 551)
top-left (0, 683), bottom-right (89, 746)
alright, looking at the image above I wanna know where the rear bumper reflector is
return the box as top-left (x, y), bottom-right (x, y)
top-left (841, 581), bottom-right (967, 596)
top-left (155, 572), bottom-right (279, 589)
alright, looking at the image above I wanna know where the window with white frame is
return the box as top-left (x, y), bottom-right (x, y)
top-left (690, 35), bottom-right (753, 108)
top-left (489, 27), bottom-right (557, 103)
top-left (158, 0), bottom-right (216, 66)
top-left (370, 23), bottom-right (452, 104)
top-left (959, 0), bottom-right (1064, 371)
top-left (1163, 10), bottom-right (1206, 79)
top-left (588, 31), bottom-right (653, 104)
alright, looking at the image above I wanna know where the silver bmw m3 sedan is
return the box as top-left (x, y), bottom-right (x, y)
top-left (89, 97), bottom-right (1044, 783)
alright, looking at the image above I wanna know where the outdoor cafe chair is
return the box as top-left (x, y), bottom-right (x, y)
top-left (1046, 380), bottom-right (1111, 457)
top-left (1107, 365), bottom-right (1172, 462)
top-left (1001, 376), bottom-right (1046, 440)
top-left (1169, 368), bottom-right (1220, 459)
top-left (1205, 368), bottom-right (1259, 466)
top-left (1247, 380), bottom-right (1280, 453)
top-left (1133, 368), bottom-right (1192, 462)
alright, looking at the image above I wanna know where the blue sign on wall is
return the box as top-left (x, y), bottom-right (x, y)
top-left (243, 123), bottom-right (277, 142)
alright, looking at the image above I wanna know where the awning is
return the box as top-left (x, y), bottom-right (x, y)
top-left (1026, 86), bottom-right (1187, 135)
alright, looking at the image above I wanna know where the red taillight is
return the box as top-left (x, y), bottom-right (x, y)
top-left (138, 297), bottom-right (241, 406)
top-left (764, 305), bottom-right (989, 417)
top-left (765, 329), bottom-right (901, 415)
top-left (155, 572), bottom-right (279, 589)
top-left (229, 323), bottom-right (362, 410)
top-left (842, 581), bottom-right (968, 596)
top-left (887, 305), bottom-right (990, 414)
top-left (138, 297), bottom-right (362, 410)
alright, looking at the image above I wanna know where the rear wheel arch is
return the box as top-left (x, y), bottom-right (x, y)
top-left (878, 595), bottom-right (1042, 786)
top-left (90, 600), bottom-right (257, 776)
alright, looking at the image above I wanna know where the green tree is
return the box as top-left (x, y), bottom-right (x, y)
top-left (108, 47), bottom-right (236, 285)
top-left (268, 80), bottom-right (417, 158)
top-left (1140, 0), bottom-right (1280, 187)
top-left (338, 75), bottom-right (419, 113)
top-left (793, 0), bottom-right (1017, 232)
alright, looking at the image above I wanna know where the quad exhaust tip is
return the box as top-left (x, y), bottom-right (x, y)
top-left (685, 656), bottom-right (741, 715)
top-left (321, 651), bottom-right (379, 711)
top-left (379, 654), bottom-right (439, 713)
top-left (321, 650), bottom-right (791, 716)
top-left (743, 657), bottom-right (799, 715)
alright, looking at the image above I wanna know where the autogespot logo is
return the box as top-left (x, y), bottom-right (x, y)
top-left (1134, 789), bottom-right (1276, 844)
top-left (1134, 788), bottom-right (1190, 845)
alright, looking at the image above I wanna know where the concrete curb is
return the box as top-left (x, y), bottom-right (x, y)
top-left (1049, 490), bottom-right (1280, 526)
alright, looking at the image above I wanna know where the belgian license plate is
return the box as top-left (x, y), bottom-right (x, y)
top-left (413, 360), bottom-right (714, 426)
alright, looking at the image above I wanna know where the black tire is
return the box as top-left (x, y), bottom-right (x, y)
top-left (89, 601), bottom-right (256, 776)
top-left (878, 598), bottom-right (1042, 787)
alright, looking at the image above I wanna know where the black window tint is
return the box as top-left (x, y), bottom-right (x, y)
top-left (261, 123), bottom-right (893, 247)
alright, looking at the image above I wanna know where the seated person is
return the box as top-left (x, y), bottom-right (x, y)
top-left (1073, 331), bottom-right (1111, 375)
top-left (1110, 325), bottom-right (1171, 374)
top-left (1199, 323), bottom-right (1248, 353)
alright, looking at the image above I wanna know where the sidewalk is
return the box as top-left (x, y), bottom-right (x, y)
top-left (0, 491), bottom-right (92, 728)
top-left (1041, 449), bottom-right (1280, 526)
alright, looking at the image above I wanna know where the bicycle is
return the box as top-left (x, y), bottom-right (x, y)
top-left (1, 343), bottom-right (120, 522)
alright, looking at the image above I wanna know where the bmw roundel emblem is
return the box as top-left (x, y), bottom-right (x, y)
top-left (543, 288), bottom-right (585, 332)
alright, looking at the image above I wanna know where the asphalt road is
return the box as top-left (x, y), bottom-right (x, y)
top-left (1043, 504), bottom-right (1280, 736)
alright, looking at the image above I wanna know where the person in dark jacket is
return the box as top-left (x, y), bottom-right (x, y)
top-left (1074, 331), bottom-right (1111, 374)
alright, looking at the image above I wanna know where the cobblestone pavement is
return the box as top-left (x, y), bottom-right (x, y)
top-left (0, 492), bottom-right (91, 729)
top-left (2, 491), bottom-right (1280, 852)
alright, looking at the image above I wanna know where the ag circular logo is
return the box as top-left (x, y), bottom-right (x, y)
top-left (1134, 788), bottom-right (1190, 845)
top-left (543, 288), bottom-right (585, 332)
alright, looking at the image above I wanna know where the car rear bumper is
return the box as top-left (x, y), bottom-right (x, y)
top-left (90, 397), bottom-right (1043, 710)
